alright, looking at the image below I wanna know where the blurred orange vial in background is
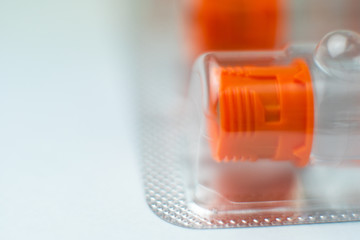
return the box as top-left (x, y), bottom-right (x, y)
top-left (183, 0), bottom-right (287, 60)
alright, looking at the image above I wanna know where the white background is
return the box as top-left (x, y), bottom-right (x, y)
top-left (0, 0), bottom-right (359, 239)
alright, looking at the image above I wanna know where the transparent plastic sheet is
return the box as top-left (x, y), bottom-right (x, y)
top-left (137, 31), bottom-right (360, 228)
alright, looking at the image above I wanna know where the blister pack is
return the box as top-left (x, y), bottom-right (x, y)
top-left (139, 30), bottom-right (360, 228)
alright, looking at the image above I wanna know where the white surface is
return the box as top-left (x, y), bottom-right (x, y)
top-left (0, 0), bottom-right (359, 239)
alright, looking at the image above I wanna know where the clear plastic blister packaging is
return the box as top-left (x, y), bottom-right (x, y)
top-left (140, 30), bottom-right (360, 228)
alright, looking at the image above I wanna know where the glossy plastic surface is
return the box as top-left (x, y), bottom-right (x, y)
top-left (186, 30), bottom-right (360, 218)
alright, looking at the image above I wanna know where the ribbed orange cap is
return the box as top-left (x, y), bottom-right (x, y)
top-left (207, 59), bottom-right (314, 167)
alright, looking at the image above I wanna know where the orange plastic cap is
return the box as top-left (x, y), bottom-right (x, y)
top-left (184, 0), bottom-right (287, 60)
top-left (207, 59), bottom-right (314, 167)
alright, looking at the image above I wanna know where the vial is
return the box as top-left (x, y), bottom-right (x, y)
top-left (190, 30), bottom-right (360, 167)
